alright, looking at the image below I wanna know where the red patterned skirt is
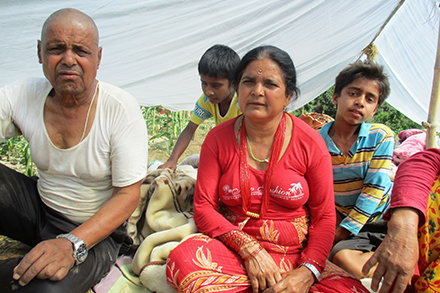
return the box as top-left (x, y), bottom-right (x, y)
top-left (166, 215), bottom-right (369, 292)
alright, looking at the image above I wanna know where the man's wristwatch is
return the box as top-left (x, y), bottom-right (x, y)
top-left (56, 233), bottom-right (88, 265)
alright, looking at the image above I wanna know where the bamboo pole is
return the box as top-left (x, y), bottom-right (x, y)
top-left (424, 19), bottom-right (440, 149)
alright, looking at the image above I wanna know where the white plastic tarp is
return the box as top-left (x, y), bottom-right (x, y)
top-left (376, 0), bottom-right (440, 128)
top-left (0, 0), bottom-right (439, 129)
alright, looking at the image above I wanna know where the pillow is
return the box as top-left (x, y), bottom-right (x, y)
top-left (393, 132), bottom-right (426, 165)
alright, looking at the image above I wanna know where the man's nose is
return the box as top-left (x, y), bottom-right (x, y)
top-left (61, 50), bottom-right (76, 66)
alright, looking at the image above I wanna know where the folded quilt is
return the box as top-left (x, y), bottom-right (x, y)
top-left (127, 167), bottom-right (198, 292)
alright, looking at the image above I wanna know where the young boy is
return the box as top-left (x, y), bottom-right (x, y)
top-left (160, 44), bottom-right (241, 170)
top-left (319, 60), bottom-right (394, 279)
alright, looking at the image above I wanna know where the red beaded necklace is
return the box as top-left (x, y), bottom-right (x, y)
top-left (239, 113), bottom-right (286, 218)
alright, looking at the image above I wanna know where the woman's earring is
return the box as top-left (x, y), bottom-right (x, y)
top-left (283, 106), bottom-right (287, 112)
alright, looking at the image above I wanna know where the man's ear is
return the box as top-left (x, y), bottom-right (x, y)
top-left (97, 47), bottom-right (103, 69)
top-left (332, 94), bottom-right (338, 106)
top-left (37, 40), bottom-right (42, 64)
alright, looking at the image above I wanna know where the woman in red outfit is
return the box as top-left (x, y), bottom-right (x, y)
top-left (364, 148), bottom-right (440, 293)
top-left (166, 46), bottom-right (368, 293)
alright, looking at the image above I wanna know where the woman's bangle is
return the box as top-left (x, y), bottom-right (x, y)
top-left (299, 262), bottom-right (322, 282)
top-left (240, 244), bottom-right (263, 261)
top-left (218, 230), bottom-right (257, 254)
top-left (238, 240), bottom-right (258, 255)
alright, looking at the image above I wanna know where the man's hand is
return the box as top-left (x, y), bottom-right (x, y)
top-left (244, 248), bottom-right (284, 293)
top-left (362, 208), bottom-right (419, 293)
top-left (13, 238), bottom-right (75, 286)
top-left (263, 266), bottom-right (314, 293)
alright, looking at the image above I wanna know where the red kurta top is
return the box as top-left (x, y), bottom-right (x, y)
top-left (383, 148), bottom-right (440, 226)
top-left (194, 113), bottom-right (335, 269)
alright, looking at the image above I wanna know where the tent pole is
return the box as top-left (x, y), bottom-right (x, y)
top-left (425, 19), bottom-right (440, 149)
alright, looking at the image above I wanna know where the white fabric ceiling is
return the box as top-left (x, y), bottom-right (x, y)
top-left (0, 0), bottom-right (439, 129)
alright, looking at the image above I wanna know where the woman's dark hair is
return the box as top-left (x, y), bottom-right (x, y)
top-left (198, 44), bottom-right (240, 85)
top-left (233, 45), bottom-right (300, 101)
top-left (334, 59), bottom-right (390, 107)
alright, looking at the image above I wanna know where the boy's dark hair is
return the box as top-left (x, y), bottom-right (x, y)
top-left (334, 59), bottom-right (390, 107)
top-left (233, 45), bottom-right (300, 101)
top-left (198, 45), bottom-right (240, 85)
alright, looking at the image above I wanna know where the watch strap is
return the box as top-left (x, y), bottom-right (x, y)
top-left (56, 233), bottom-right (88, 265)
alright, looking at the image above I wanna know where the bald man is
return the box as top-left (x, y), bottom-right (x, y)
top-left (0, 8), bottom-right (148, 292)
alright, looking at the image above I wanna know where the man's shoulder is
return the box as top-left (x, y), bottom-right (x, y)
top-left (2, 78), bottom-right (51, 100)
top-left (99, 81), bottom-right (140, 109)
top-left (367, 123), bottom-right (394, 138)
top-left (99, 81), bottom-right (132, 97)
top-left (4, 77), bottom-right (50, 89)
top-left (369, 123), bottom-right (393, 132)
top-left (360, 123), bottom-right (394, 155)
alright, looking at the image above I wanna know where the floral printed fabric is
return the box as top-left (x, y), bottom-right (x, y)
top-left (166, 217), bottom-right (369, 292)
top-left (416, 175), bottom-right (440, 292)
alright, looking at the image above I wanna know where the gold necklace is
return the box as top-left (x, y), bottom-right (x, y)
top-left (79, 82), bottom-right (99, 142)
top-left (246, 135), bottom-right (269, 163)
top-left (239, 114), bottom-right (286, 218)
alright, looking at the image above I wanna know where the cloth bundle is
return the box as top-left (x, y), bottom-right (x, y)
top-left (393, 129), bottom-right (426, 165)
top-left (392, 129), bottom-right (440, 166)
top-left (127, 167), bottom-right (198, 293)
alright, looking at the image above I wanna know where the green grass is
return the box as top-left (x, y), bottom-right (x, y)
top-left (0, 105), bottom-right (215, 174)
top-left (0, 135), bottom-right (35, 176)
top-left (143, 106), bottom-right (191, 155)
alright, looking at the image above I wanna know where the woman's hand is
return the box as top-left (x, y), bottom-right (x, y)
top-left (244, 248), bottom-right (284, 293)
top-left (263, 266), bottom-right (315, 293)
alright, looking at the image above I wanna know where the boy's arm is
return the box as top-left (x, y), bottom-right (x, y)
top-left (159, 121), bottom-right (199, 170)
top-left (334, 214), bottom-right (351, 244)
top-left (339, 127), bottom-right (394, 235)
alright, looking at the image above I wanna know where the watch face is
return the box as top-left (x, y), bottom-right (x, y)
top-left (75, 244), bottom-right (88, 263)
